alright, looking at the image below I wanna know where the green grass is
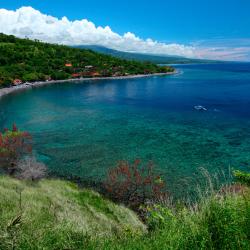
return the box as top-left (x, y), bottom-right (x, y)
top-left (0, 175), bottom-right (249, 249)
top-left (89, 188), bottom-right (250, 250)
top-left (0, 176), bottom-right (146, 249)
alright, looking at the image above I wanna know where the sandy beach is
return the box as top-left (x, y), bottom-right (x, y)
top-left (0, 71), bottom-right (175, 99)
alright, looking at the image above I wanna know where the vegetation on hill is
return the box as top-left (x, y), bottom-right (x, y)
top-left (0, 177), bottom-right (146, 249)
top-left (76, 45), bottom-right (220, 64)
top-left (0, 174), bottom-right (249, 249)
top-left (92, 184), bottom-right (250, 250)
top-left (0, 33), bottom-right (174, 87)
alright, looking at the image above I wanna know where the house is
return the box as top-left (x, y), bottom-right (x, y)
top-left (112, 72), bottom-right (122, 77)
top-left (45, 75), bottom-right (52, 81)
top-left (13, 79), bottom-right (22, 86)
top-left (85, 65), bottom-right (93, 69)
top-left (144, 69), bottom-right (151, 74)
top-left (81, 72), bottom-right (91, 77)
top-left (90, 72), bottom-right (101, 77)
top-left (65, 63), bottom-right (72, 67)
top-left (72, 73), bottom-right (81, 78)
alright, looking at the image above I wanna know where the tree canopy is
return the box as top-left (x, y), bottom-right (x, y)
top-left (0, 33), bottom-right (174, 87)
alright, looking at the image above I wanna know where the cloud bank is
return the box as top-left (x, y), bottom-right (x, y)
top-left (0, 6), bottom-right (249, 61)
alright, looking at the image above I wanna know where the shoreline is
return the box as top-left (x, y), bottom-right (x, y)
top-left (0, 71), bottom-right (176, 99)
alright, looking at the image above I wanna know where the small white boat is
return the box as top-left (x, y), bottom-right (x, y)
top-left (194, 105), bottom-right (207, 111)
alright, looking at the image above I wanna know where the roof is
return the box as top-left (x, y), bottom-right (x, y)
top-left (91, 72), bottom-right (101, 76)
top-left (13, 79), bottom-right (22, 84)
top-left (13, 79), bottom-right (22, 81)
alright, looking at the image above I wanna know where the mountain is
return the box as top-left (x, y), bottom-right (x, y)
top-left (75, 45), bottom-right (218, 64)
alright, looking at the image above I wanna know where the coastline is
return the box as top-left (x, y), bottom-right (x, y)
top-left (0, 71), bottom-right (176, 99)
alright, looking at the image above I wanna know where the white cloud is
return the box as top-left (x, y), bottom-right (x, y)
top-left (0, 6), bottom-right (197, 57)
top-left (0, 6), bottom-right (249, 61)
top-left (192, 39), bottom-right (250, 61)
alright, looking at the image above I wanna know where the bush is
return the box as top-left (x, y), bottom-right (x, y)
top-left (16, 156), bottom-right (47, 181)
top-left (104, 159), bottom-right (166, 211)
top-left (144, 204), bottom-right (174, 230)
top-left (22, 72), bottom-right (40, 82)
top-left (233, 170), bottom-right (250, 186)
top-left (200, 194), bottom-right (250, 250)
top-left (0, 124), bottom-right (32, 175)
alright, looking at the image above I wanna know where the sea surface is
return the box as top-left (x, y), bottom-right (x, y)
top-left (1, 63), bottom-right (250, 198)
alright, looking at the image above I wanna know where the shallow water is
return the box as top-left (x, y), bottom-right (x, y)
top-left (1, 63), bottom-right (250, 197)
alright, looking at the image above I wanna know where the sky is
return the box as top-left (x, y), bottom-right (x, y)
top-left (0, 0), bottom-right (250, 61)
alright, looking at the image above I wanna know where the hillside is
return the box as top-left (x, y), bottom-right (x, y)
top-left (75, 45), bottom-right (219, 64)
top-left (0, 175), bottom-right (249, 249)
top-left (0, 33), bottom-right (174, 87)
top-left (0, 176), bottom-right (146, 249)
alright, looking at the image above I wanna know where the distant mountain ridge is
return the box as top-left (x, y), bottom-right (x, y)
top-left (75, 45), bottom-right (219, 64)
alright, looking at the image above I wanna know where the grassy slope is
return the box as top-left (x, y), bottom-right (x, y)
top-left (0, 176), bottom-right (146, 249)
top-left (0, 176), bottom-right (249, 249)
top-left (92, 188), bottom-right (250, 250)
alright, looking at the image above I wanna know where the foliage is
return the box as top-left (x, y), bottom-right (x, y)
top-left (0, 176), bottom-right (146, 250)
top-left (233, 170), bottom-right (250, 186)
top-left (0, 124), bottom-right (32, 175)
top-left (143, 204), bottom-right (174, 230)
top-left (92, 189), bottom-right (250, 250)
top-left (201, 196), bottom-right (250, 249)
top-left (104, 159), bottom-right (166, 211)
top-left (0, 175), bottom-right (249, 249)
top-left (16, 156), bottom-right (47, 181)
top-left (0, 33), bottom-right (174, 87)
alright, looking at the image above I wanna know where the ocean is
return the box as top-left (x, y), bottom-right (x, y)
top-left (1, 63), bottom-right (250, 197)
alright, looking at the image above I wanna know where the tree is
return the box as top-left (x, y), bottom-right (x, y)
top-left (104, 159), bottom-right (166, 210)
top-left (22, 72), bottom-right (39, 82)
top-left (0, 124), bottom-right (32, 175)
top-left (16, 156), bottom-right (47, 181)
top-left (0, 33), bottom-right (174, 88)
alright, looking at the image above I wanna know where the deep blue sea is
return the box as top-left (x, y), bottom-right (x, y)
top-left (1, 63), bottom-right (250, 197)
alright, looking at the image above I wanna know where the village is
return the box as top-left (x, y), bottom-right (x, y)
top-left (11, 62), bottom-right (148, 86)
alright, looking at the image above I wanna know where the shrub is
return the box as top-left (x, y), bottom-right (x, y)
top-left (201, 195), bottom-right (250, 250)
top-left (233, 170), bottom-right (250, 186)
top-left (16, 156), bottom-right (47, 181)
top-left (0, 124), bottom-right (32, 175)
top-left (104, 159), bottom-right (166, 211)
top-left (143, 204), bottom-right (174, 230)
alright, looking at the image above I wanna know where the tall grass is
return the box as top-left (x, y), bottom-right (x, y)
top-left (86, 171), bottom-right (250, 250)
top-left (0, 169), bottom-right (249, 249)
top-left (0, 176), bottom-right (146, 250)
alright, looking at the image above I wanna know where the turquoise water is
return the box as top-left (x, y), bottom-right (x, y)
top-left (1, 63), bottom-right (250, 197)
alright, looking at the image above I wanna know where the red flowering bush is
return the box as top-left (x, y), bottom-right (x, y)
top-left (104, 159), bottom-right (166, 210)
top-left (0, 124), bottom-right (32, 175)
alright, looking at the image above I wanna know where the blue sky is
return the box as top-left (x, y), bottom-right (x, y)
top-left (0, 0), bottom-right (250, 61)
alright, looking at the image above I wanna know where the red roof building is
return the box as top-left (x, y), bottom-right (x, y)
top-left (13, 79), bottom-right (22, 85)
top-left (65, 63), bottom-right (72, 67)
top-left (72, 73), bottom-right (81, 78)
top-left (91, 72), bottom-right (101, 77)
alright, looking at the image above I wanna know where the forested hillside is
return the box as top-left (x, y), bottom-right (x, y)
top-left (0, 33), bottom-right (174, 87)
top-left (76, 45), bottom-right (219, 64)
